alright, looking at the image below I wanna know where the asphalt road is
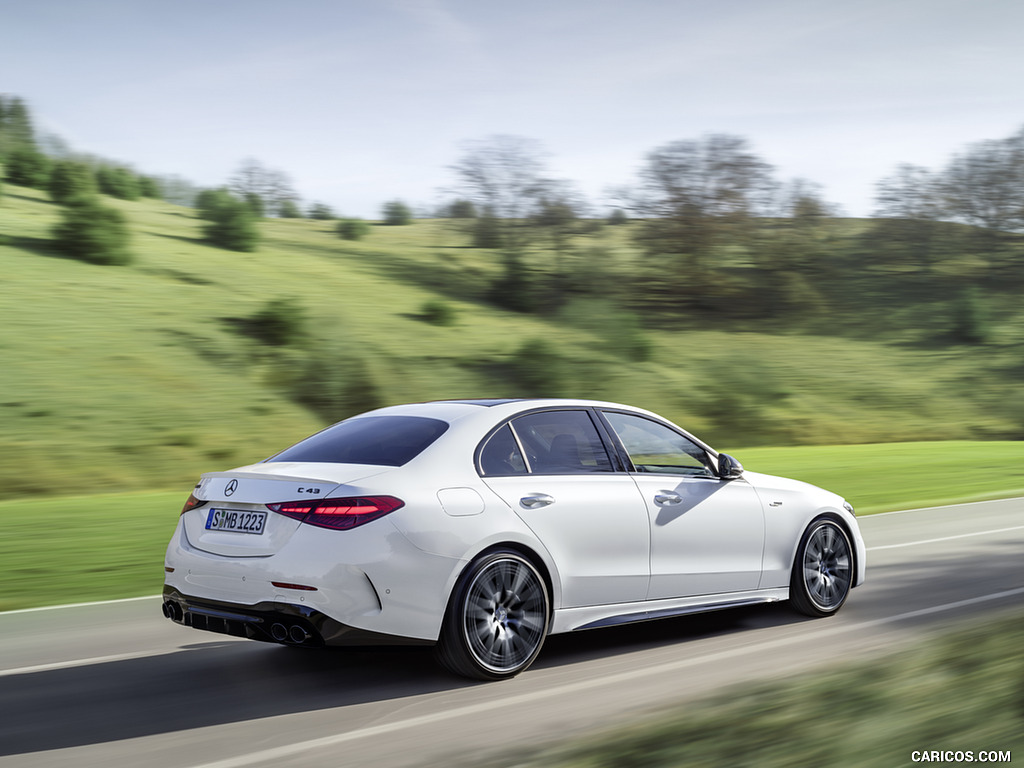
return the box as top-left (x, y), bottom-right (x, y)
top-left (1, 498), bottom-right (1022, 768)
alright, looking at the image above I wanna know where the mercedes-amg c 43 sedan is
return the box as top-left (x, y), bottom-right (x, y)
top-left (163, 398), bottom-right (865, 679)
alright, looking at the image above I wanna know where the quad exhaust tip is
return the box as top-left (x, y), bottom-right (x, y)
top-left (271, 622), bottom-right (312, 644)
top-left (162, 601), bottom-right (184, 622)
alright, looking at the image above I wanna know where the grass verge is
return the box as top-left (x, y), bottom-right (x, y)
top-left (471, 611), bottom-right (1024, 768)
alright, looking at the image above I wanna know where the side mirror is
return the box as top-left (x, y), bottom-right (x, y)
top-left (717, 453), bottom-right (744, 480)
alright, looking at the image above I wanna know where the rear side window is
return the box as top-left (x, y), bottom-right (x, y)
top-left (268, 416), bottom-right (449, 466)
top-left (511, 410), bottom-right (613, 474)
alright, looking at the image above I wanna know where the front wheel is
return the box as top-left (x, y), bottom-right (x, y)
top-left (435, 550), bottom-right (550, 680)
top-left (790, 517), bottom-right (853, 617)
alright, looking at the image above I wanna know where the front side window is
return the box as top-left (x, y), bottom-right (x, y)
top-left (603, 411), bottom-right (713, 477)
top-left (510, 410), bottom-right (613, 475)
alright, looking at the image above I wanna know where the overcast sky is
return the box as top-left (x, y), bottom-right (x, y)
top-left (4, 0), bottom-right (1022, 217)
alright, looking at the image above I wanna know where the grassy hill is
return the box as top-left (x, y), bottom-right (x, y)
top-left (1, 184), bottom-right (1023, 500)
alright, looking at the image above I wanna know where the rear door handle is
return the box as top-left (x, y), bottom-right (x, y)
top-left (655, 491), bottom-right (682, 505)
top-left (520, 494), bottom-right (555, 509)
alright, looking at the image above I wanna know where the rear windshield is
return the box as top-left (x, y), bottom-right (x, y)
top-left (267, 416), bottom-right (449, 466)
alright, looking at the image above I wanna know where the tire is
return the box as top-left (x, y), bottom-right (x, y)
top-left (789, 517), bottom-right (854, 617)
top-left (435, 549), bottom-right (550, 680)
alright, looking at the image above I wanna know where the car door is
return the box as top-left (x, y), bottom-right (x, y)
top-left (478, 409), bottom-right (651, 608)
top-left (600, 410), bottom-right (766, 600)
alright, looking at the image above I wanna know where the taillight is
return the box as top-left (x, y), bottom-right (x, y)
top-left (266, 496), bottom-right (404, 530)
top-left (181, 493), bottom-right (207, 515)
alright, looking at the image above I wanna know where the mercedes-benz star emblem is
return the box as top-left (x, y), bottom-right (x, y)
top-left (224, 479), bottom-right (238, 497)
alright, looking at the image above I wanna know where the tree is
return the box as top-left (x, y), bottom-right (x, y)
top-left (868, 164), bottom-right (945, 271)
top-left (4, 147), bottom-right (51, 188)
top-left (382, 199), bottom-right (412, 225)
top-left (53, 198), bottom-right (132, 265)
top-left (940, 127), bottom-right (1024, 233)
top-left (0, 95), bottom-right (36, 158)
top-left (449, 135), bottom-right (555, 251)
top-left (229, 158), bottom-right (299, 217)
top-left (243, 191), bottom-right (265, 218)
top-left (632, 134), bottom-right (776, 308)
top-left (49, 160), bottom-right (97, 204)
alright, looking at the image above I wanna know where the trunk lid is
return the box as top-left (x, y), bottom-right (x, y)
top-left (182, 462), bottom-right (389, 557)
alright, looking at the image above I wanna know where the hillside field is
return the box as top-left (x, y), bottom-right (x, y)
top-left (2, 183), bottom-right (1023, 502)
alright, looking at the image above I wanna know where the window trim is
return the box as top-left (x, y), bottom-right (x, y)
top-left (475, 406), bottom-right (618, 477)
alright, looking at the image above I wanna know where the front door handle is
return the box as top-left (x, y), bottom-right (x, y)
top-left (520, 494), bottom-right (555, 509)
top-left (655, 491), bottom-right (682, 505)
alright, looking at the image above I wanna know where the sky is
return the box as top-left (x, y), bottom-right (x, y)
top-left (3, 0), bottom-right (1023, 217)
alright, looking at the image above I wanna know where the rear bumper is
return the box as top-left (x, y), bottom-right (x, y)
top-left (161, 587), bottom-right (432, 647)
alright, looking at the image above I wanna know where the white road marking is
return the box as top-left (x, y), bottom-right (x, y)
top-left (186, 585), bottom-right (1024, 768)
top-left (869, 496), bottom-right (1023, 517)
top-left (0, 594), bottom-right (161, 616)
top-left (0, 649), bottom-right (182, 678)
top-left (867, 525), bottom-right (1024, 551)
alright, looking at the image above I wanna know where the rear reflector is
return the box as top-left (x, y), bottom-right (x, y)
top-left (271, 582), bottom-right (318, 591)
top-left (266, 495), bottom-right (404, 530)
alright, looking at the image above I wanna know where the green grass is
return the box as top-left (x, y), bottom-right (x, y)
top-left (1, 441), bottom-right (1022, 612)
top-left (0, 490), bottom-right (181, 611)
top-left (471, 611), bottom-right (1024, 768)
top-left (731, 441), bottom-right (1024, 514)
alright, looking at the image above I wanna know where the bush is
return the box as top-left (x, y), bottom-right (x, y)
top-left (419, 299), bottom-right (457, 326)
top-left (292, 352), bottom-right (385, 421)
top-left (308, 202), bottom-right (335, 220)
top-left (4, 147), bottom-right (51, 188)
top-left (52, 198), bottom-right (132, 265)
top-left (951, 287), bottom-right (990, 344)
top-left (138, 176), bottom-right (161, 199)
top-left (248, 298), bottom-right (306, 346)
top-left (489, 252), bottom-right (534, 312)
top-left (382, 199), bottom-right (412, 225)
top-left (607, 208), bottom-right (628, 225)
top-left (201, 194), bottom-right (260, 251)
top-left (95, 166), bottom-right (141, 200)
top-left (446, 199), bottom-right (477, 218)
top-left (472, 214), bottom-right (503, 248)
top-left (278, 199), bottom-right (302, 218)
top-left (510, 338), bottom-right (568, 397)
top-left (195, 187), bottom-right (234, 220)
top-left (49, 160), bottom-right (97, 205)
top-left (337, 218), bottom-right (370, 240)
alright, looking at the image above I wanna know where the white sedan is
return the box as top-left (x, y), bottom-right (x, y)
top-left (163, 399), bottom-right (865, 679)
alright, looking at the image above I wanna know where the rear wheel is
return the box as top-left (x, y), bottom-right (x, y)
top-left (435, 550), bottom-right (550, 680)
top-left (790, 517), bottom-right (853, 617)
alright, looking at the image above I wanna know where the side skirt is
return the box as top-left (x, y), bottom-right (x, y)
top-left (550, 588), bottom-right (790, 635)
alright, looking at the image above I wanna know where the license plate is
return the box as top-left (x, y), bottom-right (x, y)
top-left (205, 508), bottom-right (267, 535)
